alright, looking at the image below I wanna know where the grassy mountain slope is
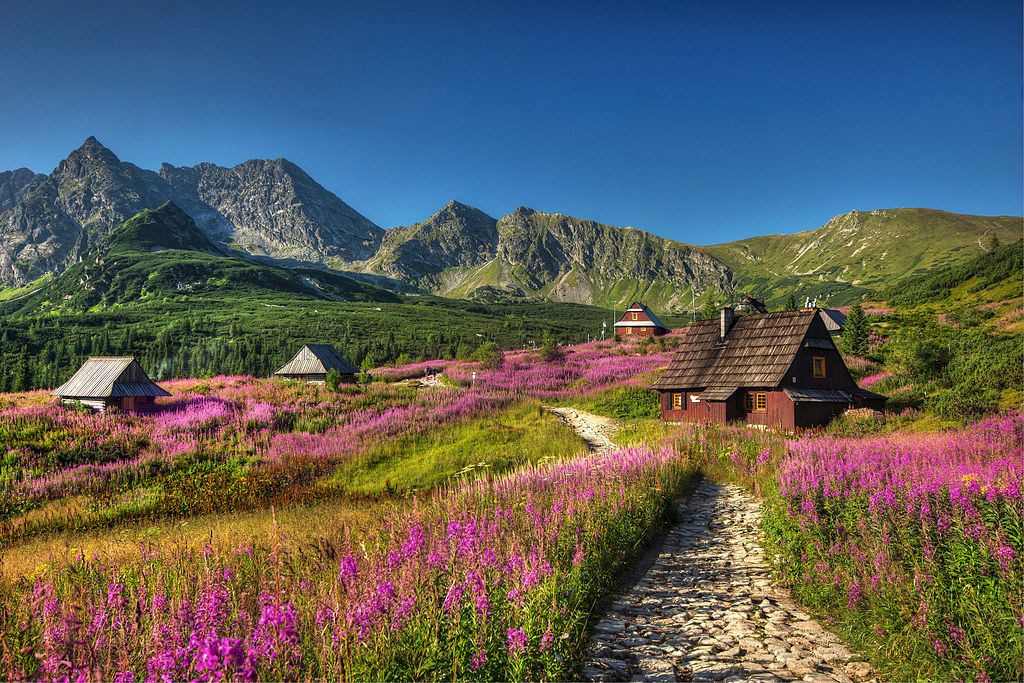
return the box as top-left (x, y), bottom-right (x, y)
top-left (705, 208), bottom-right (1021, 306)
top-left (3, 202), bottom-right (398, 316)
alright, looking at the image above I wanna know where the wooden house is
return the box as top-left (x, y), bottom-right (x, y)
top-left (614, 302), bottom-right (670, 338)
top-left (651, 307), bottom-right (883, 429)
top-left (275, 344), bottom-right (358, 384)
top-left (53, 356), bottom-right (170, 412)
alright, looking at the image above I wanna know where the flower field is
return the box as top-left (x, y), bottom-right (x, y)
top-left (698, 414), bottom-right (1024, 681)
top-left (0, 337), bottom-right (1020, 681)
top-left (0, 378), bottom-right (514, 540)
top-left (2, 445), bottom-right (694, 681)
top-left (771, 413), bottom-right (1023, 681)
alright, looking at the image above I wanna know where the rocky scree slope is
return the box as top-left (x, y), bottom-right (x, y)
top-left (357, 202), bottom-right (734, 310)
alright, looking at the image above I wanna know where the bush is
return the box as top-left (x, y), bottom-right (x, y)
top-left (926, 386), bottom-right (1001, 420)
top-left (539, 331), bottom-right (564, 363)
top-left (473, 341), bottom-right (504, 370)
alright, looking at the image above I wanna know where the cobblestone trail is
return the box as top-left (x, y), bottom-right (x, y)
top-left (547, 407), bottom-right (618, 455)
top-left (583, 480), bottom-right (876, 683)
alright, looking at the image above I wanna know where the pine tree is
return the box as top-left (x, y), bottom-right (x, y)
top-left (700, 299), bottom-right (718, 321)
top-left (841, 304), bottom-right (869, 357)
top-left (785, 294), bottom-right (798, 311)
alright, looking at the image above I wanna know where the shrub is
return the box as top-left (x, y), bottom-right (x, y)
top-left (473, 342), bottom-right (504, 370)
top-left (538, 331), bottom-right (564, 363)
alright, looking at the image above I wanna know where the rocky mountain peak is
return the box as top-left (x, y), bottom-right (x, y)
top-left (57, 136), bottom-right (123, 177)
top-left (0, 140), bottom-right (384, 287)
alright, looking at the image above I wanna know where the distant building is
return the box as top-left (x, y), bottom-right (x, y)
top-left (734, 295), bottom-right (768, 314)
top-left (275, 344), bottom-right (358, 384)
top-left (613, 301), bottom-right (671, 338)
top-left (818, 309), bottom-right (847, 337)
top-left (53, 356), bottom-right (170, 412)
top-left (651, 308), bottom-right (883, 429)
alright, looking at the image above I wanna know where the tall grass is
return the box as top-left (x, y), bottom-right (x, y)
top-left (1, 446), bottom-right (697, 681)
top-left (666, 416), bottom-right (1023, 681)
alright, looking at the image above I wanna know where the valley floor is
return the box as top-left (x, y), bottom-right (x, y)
top-left (0, 340), bottom-right (1019, 682)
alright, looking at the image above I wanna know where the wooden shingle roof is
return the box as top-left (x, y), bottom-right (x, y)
top-left (53, 357), bottom-right (170, 398)
top-left (651, 310), bottom-right (818, 390)
top-left (275, 344), bottom-right (358, 376)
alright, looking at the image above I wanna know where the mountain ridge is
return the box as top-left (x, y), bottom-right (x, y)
top-left (1, 138), bottom-right (1020, 311)
top-left (0, 137), bottom-right (383, 288)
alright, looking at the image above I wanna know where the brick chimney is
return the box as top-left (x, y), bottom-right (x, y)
top-left (720, 307), bottom-right (735, 341)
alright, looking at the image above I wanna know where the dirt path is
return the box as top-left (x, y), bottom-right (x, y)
top-left (417, 373), bottom-right (445, 388)
top-left (546, 407), bottom-right (618, 454)
top-left (582, 479), bottom-right (875, 682)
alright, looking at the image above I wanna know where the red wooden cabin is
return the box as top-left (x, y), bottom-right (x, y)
top-left (614, 302), bottom-right (671, 338)
top-left (651, 307), bottom-right (883, 429)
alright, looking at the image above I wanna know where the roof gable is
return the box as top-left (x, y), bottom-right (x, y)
top-left (651, 310), bottom-right (819, 390)
top-left (275, 344), bottom-right (358, 376)
top-left (615, 302), bottom-right (669, 330)
top-left (53, 356), bottom-right (170, 398)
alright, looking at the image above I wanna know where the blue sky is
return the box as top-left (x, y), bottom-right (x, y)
top-left (1, 1), bottom-right (1020, 243)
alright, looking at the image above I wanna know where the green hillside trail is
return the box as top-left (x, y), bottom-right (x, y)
top-left (546, 407), bottom-right (618, 455)
top-left (548, 409), bottom-right (877, 682)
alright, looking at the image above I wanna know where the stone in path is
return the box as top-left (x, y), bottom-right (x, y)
top-left (547, 407), bottom-right (618, 455)
top-left (583, 480), bottom-right (876, 683)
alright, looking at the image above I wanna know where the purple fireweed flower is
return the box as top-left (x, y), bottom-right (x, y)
top-left (506, 627), bottom-right (528, 654)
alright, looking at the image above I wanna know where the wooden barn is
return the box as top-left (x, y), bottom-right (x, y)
top-left (53, 356), bottom-right (170, 412)
top-left (614, 302), bottom-right (671, 338)
top-left (275, 344), bottom-right (358, 384)
top-left (651, 307), bottom-right (883, 429)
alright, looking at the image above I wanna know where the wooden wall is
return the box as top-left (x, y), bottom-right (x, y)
top-left (742, 390), bottom-right (794, 429)
top-left (659, 391), bottom-right (734, 423)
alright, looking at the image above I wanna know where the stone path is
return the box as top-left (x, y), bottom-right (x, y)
top-left (583, 480), bottom-right (876, 683)
top-left (417, 372), bottom-right (445, 388)
top-left (547, 407), bottom-right (618, 454)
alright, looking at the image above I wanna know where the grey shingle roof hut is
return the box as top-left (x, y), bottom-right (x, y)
top-left (274, 344), bottom-right (358, 384)
top-left (53, 356), bottom-right (170, 412)
top-left (818, 309), bottom-right (847, 337)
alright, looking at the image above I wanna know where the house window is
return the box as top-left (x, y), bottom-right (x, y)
top-left (743, 392), bottom-right (754, 412)
top-left (672, 393), bottom-right (684, 409)
top-left (755, 392), bottom-right (767, 411)
top-left (813, 356), bottom-right (826, 378)
top-left (626, 327), bottom-right (633, 335)
top-left (631, 312), bottom-right (639, 321)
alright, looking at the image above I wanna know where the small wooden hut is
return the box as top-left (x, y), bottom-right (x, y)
top-left (53, 356), bottom-right (170, 412)
top-left (651, 307), bottom-right (883, 429)
top-left (274, 344), bottom-right (358, 384)
top-left (613, 302), bottom-right (671, 338)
